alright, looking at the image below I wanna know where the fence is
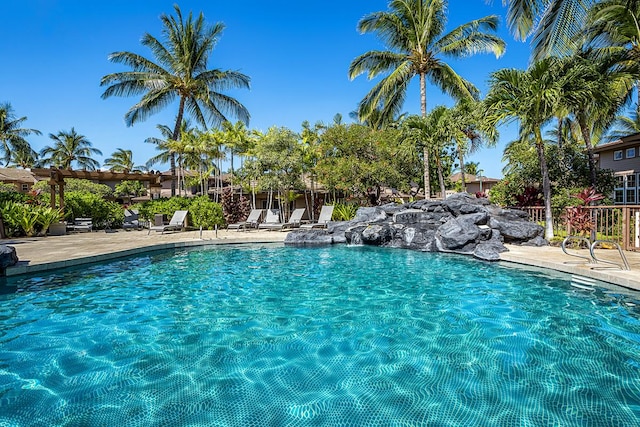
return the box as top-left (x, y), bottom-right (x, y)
top-left (517, 205), bottom-right (640, 251)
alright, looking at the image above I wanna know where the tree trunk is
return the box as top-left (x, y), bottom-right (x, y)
top-left (578, 115), bottom-right (598, 189)
top-left (170, 98), bottom-right (186, 197)
top-left (436, 156), bottom-right (446, 199)
top-left (457, 143), bottom-right (466, 193)
top-left (420, 72), bottom-right (431, 199)
top-left (535, 127), bottom-right (554, 240)
top-left (423, 146), bottom-right (431, 199)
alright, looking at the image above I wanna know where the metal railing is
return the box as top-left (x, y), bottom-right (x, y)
top-left (517, 205), bottom-right (640, 251)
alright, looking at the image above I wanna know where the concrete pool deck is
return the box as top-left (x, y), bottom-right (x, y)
top-left (2, 229), bottom-right (639, 291)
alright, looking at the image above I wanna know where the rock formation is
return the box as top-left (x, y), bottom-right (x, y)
top-left (285, 193), bottom-right (546, 261)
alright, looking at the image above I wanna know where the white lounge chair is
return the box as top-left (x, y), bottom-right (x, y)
top-left (148, 210), bottom-right (188, 234)
top-left (227, 209), bottom-right (263, 231)
top-left (68, 218), bottom-right (93, 232)
top-left (301, 205), bottom-right (334, 229)
top-left (256, 209), bottom-right (281, 230)
top-left (258, 208), bottom-right (306, 231)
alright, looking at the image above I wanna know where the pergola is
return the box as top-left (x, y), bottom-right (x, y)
top-left (30, 168), bottom-right (164, 212)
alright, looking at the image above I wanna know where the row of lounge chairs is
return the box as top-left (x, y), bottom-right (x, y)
top-left (227, 205), bottom-right (334, 231)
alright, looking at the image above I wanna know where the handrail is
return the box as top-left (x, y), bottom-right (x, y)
top-left (561, 236), bottom-right (595, 264)
top-left (590, 240), bottom-right (631, 271)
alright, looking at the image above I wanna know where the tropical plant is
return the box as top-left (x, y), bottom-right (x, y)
top-left (104, 148), bottom-right (136, 172)
top-left (39, 128), bottom-right (102, 170)
top-left (35, 206), bottom-right (63, 236)
top-left (332, 202), bottom-right (357, 221)
top-left (114, 180), bottom-right (147, 198)
top-left (188, 196), bottom-right (225, 229)
top-left (562, 187), bottom-right (605, 237)
top-left (348, 0), bottom-right (504, 123)
top-left (485, 58), bottom-right (562, 239)
top-left (101, 4), bottom-right (251, 196)
top-left (221, 186), bottom-right (250, 225)
top-left (0, 102), bottom-right (41, 166)
top-left (504, 0), bottom-right (595, 59)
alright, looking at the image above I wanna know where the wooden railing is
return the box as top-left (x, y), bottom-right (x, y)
top-left (516, 205), bottom-right (640, 251)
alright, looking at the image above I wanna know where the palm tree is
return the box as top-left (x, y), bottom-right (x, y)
top-left (8, 145), bottom-right (38, 168)
top-left (504, 0), bottom-right (595, 59)
top-left (104, 148), bottom-right (135, 172)
top-left (100, 4), bottom-right (251, 196)
top-left (606, 108), bottom-right (640, 140)
top-left (485, 58), bottom-right (562, 240)
top-left (40, 128), bottom-right (102, 170)
top-left (0, 102), bottom-right (41, 166)
top-left (348, 0), bottom-right (505, 123)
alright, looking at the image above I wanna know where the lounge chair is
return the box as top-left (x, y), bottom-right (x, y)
top-left (258, 208), bottom-right (306, 231)
top-left (256, 209), bottom-right (281, 230)
top-left (123, 209), bottom-right (142, 230)
top-left (148, 210), bottom-right (188, 234)
top-left (227, 209), bottom-right (263, 231)
top-left (301, 205), bottom-right (334, 229)
top-left (68, 217), bottom-right (93, 232)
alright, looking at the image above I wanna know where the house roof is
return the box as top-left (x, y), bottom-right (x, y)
top-left (593, 132), bottom-right (640, 153)
top-left (449, 172), bottom-right (500, 183)
top-left (0, 168), bottom-right (37, 184)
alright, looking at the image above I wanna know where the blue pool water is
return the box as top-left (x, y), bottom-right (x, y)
top-left (1, 244), bottom-right (640, 426)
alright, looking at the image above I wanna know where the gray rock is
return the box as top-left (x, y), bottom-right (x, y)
top-left (0, 245), bottom-right (18, 270)
top-left (361, 223), bottom-right (395, 245)
top-left (284, 229), bottom-right (334, 246)
top-left (473, 243), bottom-right (502, 261)
top-left (522, 235), bottom-right (548, 247)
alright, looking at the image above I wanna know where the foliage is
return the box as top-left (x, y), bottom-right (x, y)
top-left (332, 203), bottom-right (357, 221)
top-left (515, 186), bottom-right (543, 208)
top-left (114, 180), bottom-right (147, 198)
top-left (132, 197), bottom-right (191, 221)
top-left (315, 124), bottom-right (415, 204)
top-left (188, 196), bottom-right (224, 229)
top-left (0, 202), bottom-right (62, 237)
top-left (0, 102), bottom-right (41, 166)
top-left (221, 187), bottom-right (250, 224)
top-left (63, 192), bottom-right (122, 228)
top-left (39, 128), bottom-right (102, 170)
top-left (488, 178), bottom-right (522, 207)
top-left (104, 148), bottom-right (138, 172)
top-left (33, 178), bottom-right (113, 198)
top-left (562, 187), bottom-right (605, 237)
top-left (348, 0), bottom-right (504, 125)
top-left (0, 186), bottom-right (28, 204)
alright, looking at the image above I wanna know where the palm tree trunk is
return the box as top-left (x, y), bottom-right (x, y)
top-left (457, 144), bottom-right (466, 193)
top-left (578, 115), bottom-right (598, 189)
top-left (420, 72), bottom-right (431, 200)
top-left (423, 146), bottom-right (431, 199)
top-left (170, 98), bottom-right (186, 197)
top-left (436, 157), bottom-right (446, 198)
top-left (535, 127), bottom-right (554, 240)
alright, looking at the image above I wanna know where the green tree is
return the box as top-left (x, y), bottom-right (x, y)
top-left (0, 102), bottom-right (40, 166)
top-left (348, 0), bottom-right (505, 122)
top-left (39, 128), bottom-right (102, 170)
top-left (100, 4), bottom-right (251, 196)
top-left (486, 58), bottom-right (562, 240)
top-left (104, 148), bottom-right (136, 172)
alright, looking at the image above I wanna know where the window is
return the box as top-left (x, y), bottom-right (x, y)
top-left (21, 184), bottom-right (28, 192)
top-left (626, 188), bottom-right (637, 204)
top-left (627, 147), bottom-right (636, 158)
top-left (628, 174), bottom-right (637, 189)
top-left (614, 189), bottom-right (624, 204)
top-left (614, 150), bottom-right (623, 160)
top-left (615, 175), bottom-right (625, 187)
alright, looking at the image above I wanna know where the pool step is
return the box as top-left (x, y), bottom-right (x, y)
top-left (570, 275), bottom-right (597, 291)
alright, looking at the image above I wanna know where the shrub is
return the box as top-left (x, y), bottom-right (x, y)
top-left (332, 202), bottom-right (357, 221)
top-left (221, 187), bottom-right (250, 224)
top-left (33, 178), bottom-right (113, 198)
top-left (132, 197), bottom-right (191, 222)
top-left (64, 192), bottom-right (122, 229)
top-left (188, 196), bottom-right (224, 229)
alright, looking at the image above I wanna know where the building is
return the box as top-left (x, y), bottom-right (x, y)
top-left (593, 133), bottom-right (640, 204)
top-left (0, 168), bottom-right (38, 193)
top-left (449, 172), bottom-right (500, 196)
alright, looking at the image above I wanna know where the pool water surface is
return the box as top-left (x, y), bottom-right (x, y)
top-left (1, 244), bottom-right (640, 426)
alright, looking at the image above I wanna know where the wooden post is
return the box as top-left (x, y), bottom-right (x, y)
top-left (622, 206), bottom-right (630, 251)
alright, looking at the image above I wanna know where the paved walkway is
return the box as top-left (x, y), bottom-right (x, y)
top-left (3, 229), bottom-right (640, 291)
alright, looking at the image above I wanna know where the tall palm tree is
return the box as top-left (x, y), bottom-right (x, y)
top-left (40, 128), bottom-right (102, 170)
top-left (104, 148), bottom-right (141, 172)
top-left (485, 58), bottom-right (562, 240)
top-left (100, 4), bottom-right (251, 196)
top-left (558, 49), bottom-right (633, 187)
top-left (0, 102), bottom-right (41, 166)
top-left (349, 0), bottom-right (505, 123)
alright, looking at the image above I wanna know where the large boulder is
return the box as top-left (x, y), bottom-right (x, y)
top-left (0, 245), bottom-right (18, 271)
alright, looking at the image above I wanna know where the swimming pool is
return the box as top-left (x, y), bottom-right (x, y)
top-left (1, 244), bottom-right (639, 426)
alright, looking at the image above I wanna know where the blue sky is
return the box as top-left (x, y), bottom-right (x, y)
top-left (2, 1), bottom-right (531, 179)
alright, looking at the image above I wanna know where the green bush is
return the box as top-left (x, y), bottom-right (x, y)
top-left (64, 192), bottom-right (122, 229)
top-left (132, 197), bottom-right (191, 222)
top-left (332, 202), bottom-right (357, 221)
top-left (188, 196), bottom-right (224, 229)
top-left (33, 178), bottom-right (113, 198)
